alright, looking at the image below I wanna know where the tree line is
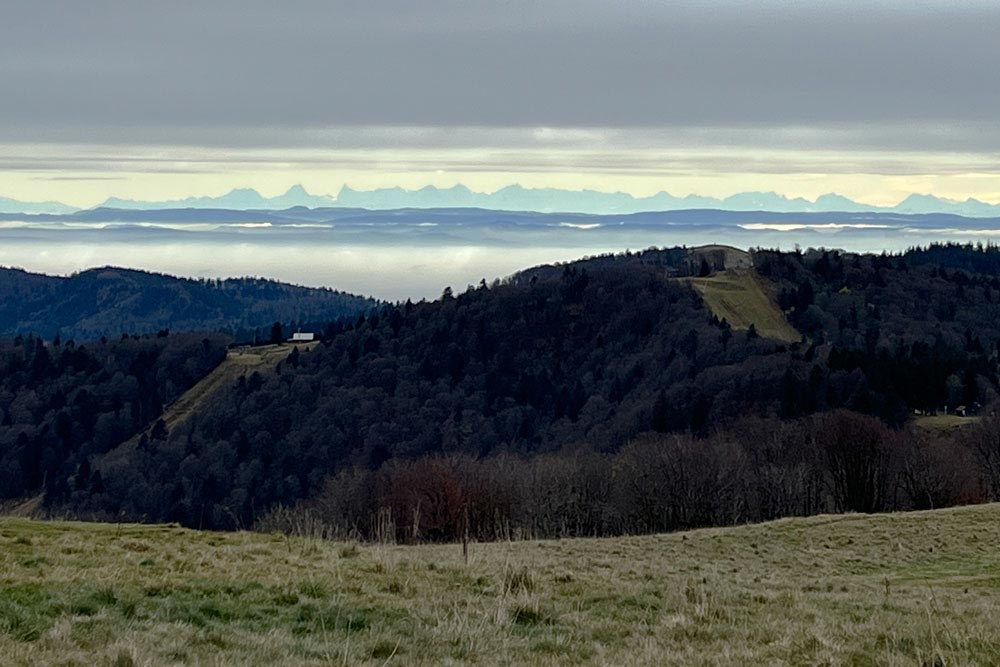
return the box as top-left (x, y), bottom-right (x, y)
top-left (265, 409), bottom-right (993, 542)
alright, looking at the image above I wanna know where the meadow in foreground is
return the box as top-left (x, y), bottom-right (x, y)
top-left (2, 504), bottom-right (1000, 666)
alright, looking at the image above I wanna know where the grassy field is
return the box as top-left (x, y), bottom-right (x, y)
top-left (3, 506), bottom-right (1000, 665)
top-left (684, 269), bottom-right (801, 343)
top-left (910, 414), bottom-right (982, 436)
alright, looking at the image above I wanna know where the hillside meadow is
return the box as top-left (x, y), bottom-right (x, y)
top-left (683, 269), bottom-right (801, 343)
top-left (2, 505), bottom-right (1000, 666)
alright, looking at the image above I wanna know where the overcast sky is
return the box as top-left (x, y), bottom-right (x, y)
top-left (3, 0), bottom-right (1000, 206)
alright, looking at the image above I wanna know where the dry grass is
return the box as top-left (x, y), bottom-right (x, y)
top-left (910, 414), bottom-right (981, 436)
top-left (683, 269), bottom-right (800, 343)
top-left (3, 504), bottom-right (1000, 665)
top-left (0, 495), bottom-right (43, 519)
top-left (156, 343), bottom-right (313, 434)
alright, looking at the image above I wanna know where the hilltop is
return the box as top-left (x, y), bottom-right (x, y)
top-left (2, 503), bottom-right (1000, 665)
top-left (0, 266), bottom-right (376, 340)
top-left (673, 246), bottom-right (800, 342)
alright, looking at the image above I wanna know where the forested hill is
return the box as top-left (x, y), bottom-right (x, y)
top-left (8, 243), bottom-right (1000, 538)
top-left (0, 266), bottom-right (377, 341)
top-left (0, 333), bottom-right (230, 501)
top-left (42, 242), bottom-right (1000, 532)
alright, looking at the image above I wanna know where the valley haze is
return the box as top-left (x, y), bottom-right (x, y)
top-left (4, 203), bottom-right (1000, 301)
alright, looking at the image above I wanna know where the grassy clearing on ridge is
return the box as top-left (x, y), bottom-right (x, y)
top-left (910, 414), bottom-right (981, 435)
top-left (684, 269), bottom-right (801, 343)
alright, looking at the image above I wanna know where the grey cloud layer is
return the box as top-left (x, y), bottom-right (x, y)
top-left (3, 0), bottom-right (1000, 147)
top-left (3, 142), bottom-right (997, 178)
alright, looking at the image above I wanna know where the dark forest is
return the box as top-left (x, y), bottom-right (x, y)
top-left (4, 243), bottom-right (1000, 541)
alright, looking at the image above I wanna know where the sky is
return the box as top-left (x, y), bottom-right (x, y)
top-left (3, 0), bottom-right (1000, 208)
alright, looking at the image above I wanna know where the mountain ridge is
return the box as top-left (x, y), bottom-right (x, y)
top-left (0, 195), bottom-right (79, 216)
top-left (4, 185), bottom-right (1000, 217)
top-left (0, 265), bottom-right (377, 340)
top-left (98, 185), bottom-right (338, 210)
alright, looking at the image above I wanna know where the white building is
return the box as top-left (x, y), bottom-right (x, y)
top-left (289, 332), bottom-right (316, 343)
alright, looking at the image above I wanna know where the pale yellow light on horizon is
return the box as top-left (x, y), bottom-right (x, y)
top-left (3, 142), bottom-right (1000, 209)
top-left (7, 170), bottom-right (1000, 210)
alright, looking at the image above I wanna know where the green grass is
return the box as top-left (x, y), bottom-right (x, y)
top-left (3, 505), bottom-right (1000, 665)
top-left (684, 269), bottom-right (801, 343)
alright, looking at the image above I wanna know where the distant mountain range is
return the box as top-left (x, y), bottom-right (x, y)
top-left (336, 186), bottom-right (1000, 217)
top-left (0, 195), bottom-right (78, 216)
top-left (4, 184), bottom-right (1000, 217)
top-left (98, 185), bottom-right (338, 211)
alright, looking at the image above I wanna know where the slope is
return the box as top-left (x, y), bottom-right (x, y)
top-left (125, 343), bottom-right (316, 445)
top-left (684, 269), bottom-right (800, 343)
top-left (3, 503), bottom-right (1000, 665)
top-left (0, 266), bottom-right (376, 340)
